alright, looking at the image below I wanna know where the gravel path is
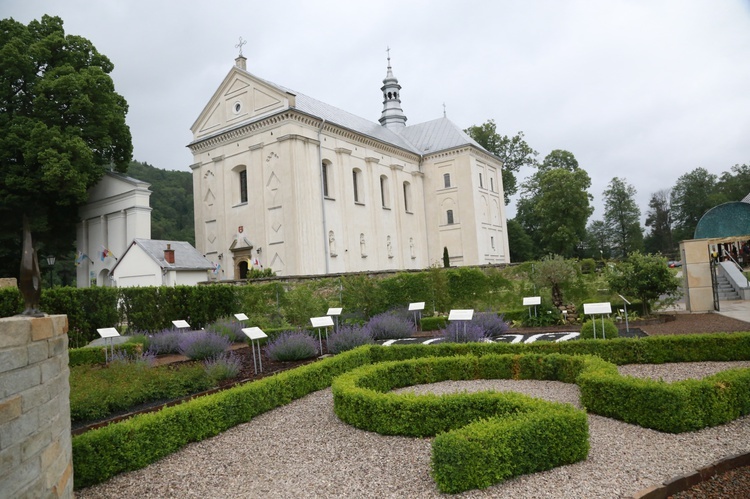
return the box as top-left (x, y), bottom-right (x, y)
top-left (77, 361), bottom-right (750, 499)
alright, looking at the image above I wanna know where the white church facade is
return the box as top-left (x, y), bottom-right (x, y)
top-left (188, 54), bottom-right (510, 279)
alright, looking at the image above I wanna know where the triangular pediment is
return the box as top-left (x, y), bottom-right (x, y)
top-left (191, 67), bottom-right (295, 139)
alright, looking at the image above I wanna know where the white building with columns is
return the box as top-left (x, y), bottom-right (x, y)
top-left (76, 172), bottom-right (152, 287)
top-left (189, 53), bottom-right (510, 279)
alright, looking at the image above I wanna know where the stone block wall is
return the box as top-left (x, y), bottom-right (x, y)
top-left (0, 315), bottom-right (73, 498)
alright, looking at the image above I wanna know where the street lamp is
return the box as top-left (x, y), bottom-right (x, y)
top-left (46, 255), bottom-right (56, 288)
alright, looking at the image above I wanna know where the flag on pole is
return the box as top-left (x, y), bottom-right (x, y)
top-left (75, 251), bottom-right (92, 266)
top-left (100, 246), bottom-right (117, 261)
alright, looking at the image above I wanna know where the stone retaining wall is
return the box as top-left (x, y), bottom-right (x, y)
top-left (0, 315), bottom-right (73, 498)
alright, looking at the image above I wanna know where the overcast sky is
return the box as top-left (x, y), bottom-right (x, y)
top-left (4, 0), bottom-right (750, 222)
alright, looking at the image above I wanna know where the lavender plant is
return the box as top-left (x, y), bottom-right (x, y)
top-left (363, 311), bottom-right (415, 340)
top-left (265, 331), bottom-right (318, 361)
top-left (441, 322), bottom-right (488, 343)
top-left (145, 328), bottom-right (183, 355)
top-left (203, 352), bottom-right (243, 382)
top-left (327, 325), bottom-right (374, 354)
top-left (108, 349), bottom-right (156, 367)
top-left (205, 318), bottom-right (246, 343)
top-left (471, 311), bottom-right (510, 337)
top-left (178, 331), bottom-right (231, 361)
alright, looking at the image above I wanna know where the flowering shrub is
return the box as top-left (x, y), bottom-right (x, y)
top-left (203, 352), bottom-right (243, 382)
top-left (327, 325), bottom-right (374, 354)
top-left (146, 328), bottom-right (182, 355)
top-left (363, 311), bottom-right (415, 340)
top-left (205, 318), bottom-right (245, 342)
top-left (108, 349), bottom-right (156, 367)
top-left (265, 331), bottom-right (318, 361)
top-left (178, 331), bottom-right (231, 361)
top-left (441, 322), bottom-right (488, 343)
top-left (471, 311), bottom-right (510, 337)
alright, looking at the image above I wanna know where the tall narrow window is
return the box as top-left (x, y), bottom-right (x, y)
top-left (352, 169), bottom-right (363, 203)
top-left (491, 236), bottom-right (495, 249)
top-left (479, 172), bottom-right (483, 188)
top-left (447, 209), bottom-right (454, 225)
top-left (443, 173), bottom-right (451, 188)
top-left (490, 176), bottom-right (494, 192)
top-left (380, 175), bottom-right (390, 208)
top-left (321, 162), bottom-right (329, 197)
top-left (403, 181), bottom-right (411, 212)
top-left (239, 170), bottom-right (248, 203)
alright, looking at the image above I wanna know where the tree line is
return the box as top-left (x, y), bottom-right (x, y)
top-left (465, 120), bottom-right (750, 262)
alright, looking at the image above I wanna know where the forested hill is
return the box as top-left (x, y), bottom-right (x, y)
top-left (126, 161), bottom-right (195, 245)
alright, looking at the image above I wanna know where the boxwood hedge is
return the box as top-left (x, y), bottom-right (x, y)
top-left (72, 332), bottom-right (750, 492)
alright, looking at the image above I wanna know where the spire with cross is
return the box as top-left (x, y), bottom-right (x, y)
top-left (235, 36), bottom-right (247, 57)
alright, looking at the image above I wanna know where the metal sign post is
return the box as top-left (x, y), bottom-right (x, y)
top-left (96, 327), bottom-right (121, 362)
top-left (617, 294), bottom-right (631, 333)
top-left (241, 327), bottom-right (268, 374)
top-left (326, 307), bottom-right (342, 333)
top-left (448, 309), bottom-right (474, 340)
top-left (523, 296), bottom-right (541, 318)
top-left (310, 316), bottom-right (334, 355)
top-left (583, 302), bottom-right (612, 339)
top-left (408, 302), bottom-right (425, 331)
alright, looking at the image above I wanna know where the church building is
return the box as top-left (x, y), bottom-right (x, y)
top-left (188, 52), bottom-right (510, 278)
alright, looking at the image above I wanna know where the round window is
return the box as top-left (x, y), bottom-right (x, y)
top-left (233, 102), bottom-right (242, 114)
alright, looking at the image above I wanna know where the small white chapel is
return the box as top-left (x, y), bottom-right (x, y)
top-left (188, 50), bottom-right (510, 278)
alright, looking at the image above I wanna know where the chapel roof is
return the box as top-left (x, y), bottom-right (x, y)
top-left (117, 239), bottom-right (214, 272)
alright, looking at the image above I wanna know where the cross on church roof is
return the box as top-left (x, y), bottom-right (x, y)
top-left (235, 36), bottom-right (247, 57)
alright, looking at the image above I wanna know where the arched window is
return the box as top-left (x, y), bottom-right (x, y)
top-left (443, 173), bottom-right (451, 188)
top-left (380, 175), bottom-right (390, 208)
top-left (447, 209), bottom-right (454, 225)
top-left (403, 181), bottom-right (411, 212)
top-left (352, 169), bottom-right (363, 203)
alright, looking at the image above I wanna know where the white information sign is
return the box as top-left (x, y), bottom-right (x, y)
top-left (448, 309), bottom-right (474, 321)
top-left (234, 313), bottom-right (249, 321)
top-left (96, 327), bottom-right (120, 339)
top-left (172, 320), bottom-right (191, 329)
top-left (310, 316), bottom-right (334, 328)
top-left (583, 303), bottom-right (612, 315)
top-left (408, 302), bottom-right (425, 311)
top-left (242, 327), bottom-right (268, 341)
top-left (326, 307), bottom-right (343, 316)
top-left (523, 296), bottom-right (542, 306)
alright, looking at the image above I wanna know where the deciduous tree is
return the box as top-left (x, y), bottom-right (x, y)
top-left (516, 150), bottom-right (593, 257)
top-left (606, 251), bottom-right (680, 315)
top-left (669, 168), bottom-right (719, 242)
top-left (0, 15), bottom-right (132, 278)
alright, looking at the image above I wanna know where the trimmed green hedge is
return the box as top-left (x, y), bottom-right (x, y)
top-left (332, 354), bottom-right (590, 493)
top-left (72, 332), bottom-right (750, 491)
top-left (419, 316), bottom-right (447, 331)
top-left (68, 343), bottom-right (142, 367)
top-left (72, 346), bottom-right (371, 489)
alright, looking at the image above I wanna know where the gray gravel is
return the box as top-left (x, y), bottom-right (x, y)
top-left (76, 361), bottom-right (750, 499)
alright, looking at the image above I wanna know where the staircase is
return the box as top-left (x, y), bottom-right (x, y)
top-left (716, 273), bottom-right (741, 300)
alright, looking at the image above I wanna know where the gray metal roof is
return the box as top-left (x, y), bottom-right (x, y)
top-left (397, 117), bottom-right (484, 154)
top-left (131, 239), bottom-right (214, 271)
top-left (246, 70), bottom-right (486, 157)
